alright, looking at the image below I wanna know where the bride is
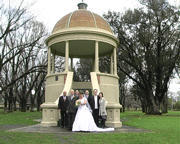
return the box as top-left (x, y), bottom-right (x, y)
top-left (72, 91), bottom-right (114, 132)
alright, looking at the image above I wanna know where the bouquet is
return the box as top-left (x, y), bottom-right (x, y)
top-left (75, 100), bottom-right (81, 107)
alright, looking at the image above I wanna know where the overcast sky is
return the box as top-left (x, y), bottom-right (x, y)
top-left (29, 0), bottom-right (178, 32)
top-left (30, 0), bottom-right (142, 31)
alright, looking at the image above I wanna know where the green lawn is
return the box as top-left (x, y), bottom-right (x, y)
top-left (0, 109), bottom-right (179, 144)
top-left (0, 109), bottom-right (41, 125)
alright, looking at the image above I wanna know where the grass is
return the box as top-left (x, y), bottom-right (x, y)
top-left (73, 111), bottom-right (180, 144)
top-left (0, 109), bottom-right (179, 144)
top-left (0, 109), bottom-right (41, 125)
top-left (0, 109), bottom-right (61, 144)
top-left (118, 111), bottom-right (180, 144)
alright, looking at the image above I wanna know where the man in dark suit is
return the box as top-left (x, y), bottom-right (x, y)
top-left (84, 90), bottom-right (90, 103)
top-left (67, 89), bottom-right (78, 131)
top-left (58, 91), bottom-right (69, 128)
top-left (75, 90), bottom-right (79, 98)
top-left (89, 89), bottom-right (99, 126)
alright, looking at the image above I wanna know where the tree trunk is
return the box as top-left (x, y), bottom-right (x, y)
top-left (37, 102), bottom-right (40, 111)
top-left (37, 90), bottom-right (42, 111)
top-left (119, 86), bottom-right (123, 113)
top-left (21, 98), bottom-right (26, 112)
top-left (123, 90), bottom-right (125, 113)
top-left (161, 93), bottom-right (167, 113)
top-left (37, 101), bottom-right (40, 111)
top-left (8, 98), bottom-right (13, 112)
top-left (120, 98), bottom-right (122, 113)
top-left (4, 92), bottom-right (8, 108)
top-left (142, 104), bottom-right (145, 113)
top-left (141, 98), bottom-right (147, 113)
top-left (4, 99), bottom-right (7, 108)
top-left (8, 87), bottom-right (14, 112)
top-left (13, 97), bottom-right (16, 111)
top-left (30, 94), bottom-right (35, 112)
top-left (30, 102), bottom-right (34, 112)
top-left (141, 100), bottom-right (146, 113)
top-left (37, 96), bottom-right (41, 112)
top-left (147, 92), bottom-right (161, 115)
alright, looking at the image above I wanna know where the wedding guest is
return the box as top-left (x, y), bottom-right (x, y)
top-left (67, 89), bottom-right (78, 131)
top-left (99, 92), bottom-right (107, 128)
top-left (84, 90), bottom-right (90, 103)
top-left (58, 91), bottom-right (69, 128)
top-left (89, 89), bottom-right (99, 126)
top-left (75, 90), bottom-right (79, 98)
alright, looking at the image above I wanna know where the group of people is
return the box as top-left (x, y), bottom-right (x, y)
top-left (58, 89), bottom-right (114, 132)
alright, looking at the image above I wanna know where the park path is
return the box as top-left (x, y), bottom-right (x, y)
top-left (7, 124), bottom-right (151, 134)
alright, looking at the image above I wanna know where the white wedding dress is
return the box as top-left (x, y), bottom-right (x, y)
top-left (72, 98), bottom-right (114, 132)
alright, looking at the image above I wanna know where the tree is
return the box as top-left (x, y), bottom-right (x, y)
top-left (74, 58), bottom-right (93, 82)
top-left (0, 0), bottom-right (35, 104)
top-left (1, 18), bottom-right (48, 111)
top-left (0, 0), bottom-right (34, 73)
top-left (103, 0), bottom-right (179, 114)
top-left (15, 20), bottom-right (47, 112)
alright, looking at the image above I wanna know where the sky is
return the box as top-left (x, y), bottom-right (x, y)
top-left (29, 0), bottom-right (141, 31)
top-left (29, 0), bottom-right (178, 32)
top-left (7, 0), bottom-right (179, 93)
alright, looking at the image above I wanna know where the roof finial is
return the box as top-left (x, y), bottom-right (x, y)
top-left (78, 1), bottom-right (88, 10)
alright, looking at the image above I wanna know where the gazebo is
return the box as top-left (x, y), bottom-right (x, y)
top-left (41, 1), bottom-right (122, 128)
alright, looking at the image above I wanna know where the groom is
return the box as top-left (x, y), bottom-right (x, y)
top-left (67, 89), bottom-right (78, 131)
top-left (89, 89), bottom-right (100, 126)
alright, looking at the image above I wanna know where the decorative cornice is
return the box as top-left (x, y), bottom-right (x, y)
top-left (46, 27), bottom-right (119, 45)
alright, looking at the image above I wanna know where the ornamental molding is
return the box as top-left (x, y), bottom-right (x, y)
top-left (48, 33), bottom-right (117, 48)
top-left (46, 27), bottom-right (119, 45)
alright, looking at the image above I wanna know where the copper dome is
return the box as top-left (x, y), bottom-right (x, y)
top-left (52, 9), bottom-right (113, 34)
top-left (46, 2), bottom-right (118, 59)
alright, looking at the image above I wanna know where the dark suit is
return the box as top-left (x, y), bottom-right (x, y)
top-left (67, 95), bottom-right (78, 130)
top-left (75, 94), bottom-right (79, 99)
top-left (84, 94), bottom-right (91, 105)
top-left (89, 95), bottom-right (100, 126)
top-left (58, 96), bottom-right (69, 127)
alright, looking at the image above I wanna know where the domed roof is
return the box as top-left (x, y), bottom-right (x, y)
top-left (52, 2), bottom-right (113, 34)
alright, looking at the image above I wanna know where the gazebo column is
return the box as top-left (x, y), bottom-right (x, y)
top-left (52, 53), bottom-right (55, 73)
top-left (65, 41), bottom-right (69, 72)
top-left (113, 47), bottom-right (117, 76)
top-left (110, 53), bottom-right (114, 74)
top-left (94, 41), bottom-right (99, 72)
top-left (71, 58), bottom-right (73, 71)
top-left (47, 47), bottom-right (51, 75)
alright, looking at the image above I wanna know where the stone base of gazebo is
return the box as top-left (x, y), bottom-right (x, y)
top-left (106, 103), bottom-right (122, 128)
top-left (41, 102), bottom-right (59, 127)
